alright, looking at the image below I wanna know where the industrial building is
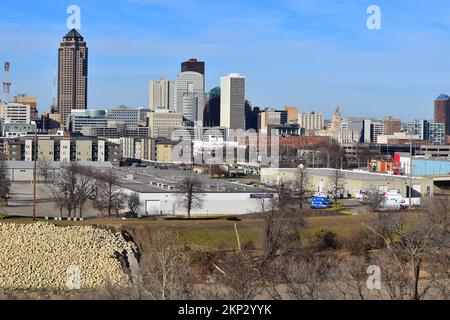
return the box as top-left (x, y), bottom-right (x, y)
top-left (261, 168), bottom-right (436, 200)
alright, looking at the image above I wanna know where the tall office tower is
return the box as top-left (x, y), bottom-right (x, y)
top-left (14, 95), bottom-right (37, 121)
top-left (149, 78), bottom-right (174, 111)
top-left (245, 102), bottom-right (260, 131)
top-left (174, 71), bottom-right (204, 125)
top-left (204, 87), bottom-right (221, 127)
top-left (283, 106), bottom-right (300, 124)
top-left (383, 116), bottom-right (402, 135)
top-left (300, 111), bottom-right (324, 131)
top-left (220, 73), bottom-right (245, 130)
top-left (181, 58), bottom-right (205, 76)
top-left (57, 29), bottom-right (88, 126)
top-left (434, 94), bottom-right (450, 135)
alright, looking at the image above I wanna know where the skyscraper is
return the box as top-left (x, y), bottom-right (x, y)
top-left (149, 78), bottom-right (174, 111)
top-left (204, 87), bottom-right (221, 127)
top-left (174, 71), bottom-right (204, 125)
top-left (181, 58), bottom-right (205, 76)
top-left (434, 94), bottom-right (450, 135)
top-left (220, 73), bottom-right (245, 130)
top-left (57, 29), bottom-right (88, 126)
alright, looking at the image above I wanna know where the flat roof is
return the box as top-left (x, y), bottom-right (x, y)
top-left (115, 167), bottom-right (268, 194)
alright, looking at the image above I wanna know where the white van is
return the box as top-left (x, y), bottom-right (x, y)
top-left (379, 191), bottom-right (406, 211)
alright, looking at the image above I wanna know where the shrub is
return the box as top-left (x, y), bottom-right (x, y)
top-left (311, 230), bottom-right (339, 251)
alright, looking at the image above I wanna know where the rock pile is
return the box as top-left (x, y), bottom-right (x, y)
top-left (0, 223), bottom-right (136, 291)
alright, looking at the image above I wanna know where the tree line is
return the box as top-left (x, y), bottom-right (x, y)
top-left (44, 162), bottom-right (142, 219)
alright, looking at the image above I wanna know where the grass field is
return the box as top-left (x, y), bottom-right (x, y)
top-left (0, 213), bottom-right (386, 250)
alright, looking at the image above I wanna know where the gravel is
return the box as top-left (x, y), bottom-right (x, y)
top-left (0, 223), bottom-right (136, 291)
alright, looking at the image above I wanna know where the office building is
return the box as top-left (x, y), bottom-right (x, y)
top-left (69, 109), bottom-right (108, 132)
top-left (57, 29), bottom-right (88, 125)
top-left (407, 120), bottom-right (445, 145)
top-left (149, 78), bottom-right (174, 111)
top-left (434, 94), bottom-right (450, 135)
top-left (363, 119), bottom-right (385, 144)
top-left (220, 73), bottom-right (245, 130)
top-left (14, 95), bottom-right (37, 121)
top-left (0, 102), bottom-right (31, 124)
top-left (383, 116), bottom-right (402, 135)
top-left (174, 71), bottom-right (205, 125)
top-left (245, 102), bottom-right (259, 131)
top-left (283, 106), bottom-right (300, 124)
top-left (300, 112), bottom-right (324, 131)
top-left (181, 58), bottom-right (205, 76)
top-left (108, 105), bottom-right (140, 127)
top-left (148, 110), bottom-right (183, 139)
top-left (204, 87), bottom-right (221, 127)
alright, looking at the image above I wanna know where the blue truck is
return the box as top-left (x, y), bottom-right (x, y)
top-left (310, 196), bottom-right (333, 209)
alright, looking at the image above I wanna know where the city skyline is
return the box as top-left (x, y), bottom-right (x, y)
top-left (1, 1), bottom-right (450, 120)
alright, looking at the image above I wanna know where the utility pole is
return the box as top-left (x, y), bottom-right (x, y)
top-left (32, 126), bottom-right (37, 221)
top-left (409, 133), bottom-right (413, 210)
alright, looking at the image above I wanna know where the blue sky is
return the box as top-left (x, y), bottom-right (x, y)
top-left (1, 0), bottom-right (450, 120)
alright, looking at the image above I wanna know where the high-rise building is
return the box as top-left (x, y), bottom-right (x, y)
top-left (181, 58), bottom-right (205, 76)
top-left (149, 78), bottom-right (174, 111)
top-left (57, 29), bottom-right (88, 125)
top-left (204, 87), bottom-right (221, 127)
top-left (300, 111), bottom-right (324, 131)
top-left (434, 94), bottom-right (450, 135)
top-left (174, 71), bottom-right (205, 125)
top-left (220, 73), bottom-right (245, 130)
top-left (14, 95), bottom-right (37, 121)
top-left (245, 101), bottom-right (259, 131)
top-left (383, 116), bottom-right (402, 135)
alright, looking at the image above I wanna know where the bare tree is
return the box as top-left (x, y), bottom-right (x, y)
top-left (293, 167), bottom-right (309, 209)
top-left (260, 181), bottom-right (305, 260)
top-left (365, 197), bottom-right (450, 300)
top-left (332, 255), bottom-right (373, 300)
top-left (128, 192), bottom-right (142, 218)
top-left (72, 165), bottom-right (98, 219)
top-left (59, 163), bottom-right (80, 218)
top-left (94, 170), bottom-right (123, 217)
top-left (46, 178), bottom-right (66, 218)
top-left (176, 175), bottom-right (205, 219)
top-left (0, 159), bottom-right (11, 203)
top-left (207, 253), bottom-right (261, 300)
top-left (38, 158), bottom-right (52, 183)
top-left (139, 229), bottom-right (192, 300)
top-left (330, 169), bottom-right (345, 207)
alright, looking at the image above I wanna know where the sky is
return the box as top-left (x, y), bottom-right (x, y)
top-left (1, 0), bottom-right (450, 120)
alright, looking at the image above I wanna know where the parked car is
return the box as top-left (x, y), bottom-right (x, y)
top-left (311, 196), bottom-right (333, 209)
